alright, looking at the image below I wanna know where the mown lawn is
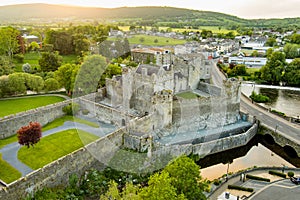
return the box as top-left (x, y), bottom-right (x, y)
top-left (0, 153), bottom-right (22, 183)
top-left (0, 116), bottom-right (99, 149)
top-left (109, 34), bottom-right (186, 46)
top-left (18, 129), bottom-right (99, 169)
top-left (176, 92), bottom-right (199, 99)
top-left (42, 115), bottom-right (99, 131)
top-left (0, 96), bottom-right (65, 118)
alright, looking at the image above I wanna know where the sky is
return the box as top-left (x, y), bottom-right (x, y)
top-left (0, 0), bottom-right (300, 19)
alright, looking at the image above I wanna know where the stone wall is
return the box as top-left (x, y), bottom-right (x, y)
top-left (78, 97), bottom-right (134, 126)
top-left (198, 82), bottom-right (221, 96)
top-left (0, 128), bottom-right (125, 200)
top-left (0, 100), bottom-right (72, 139)
top-left (123, 123), bottom-right (258, 158)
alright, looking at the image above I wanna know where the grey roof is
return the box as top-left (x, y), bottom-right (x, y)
top-left (136, 64), bottom-right (160, 76)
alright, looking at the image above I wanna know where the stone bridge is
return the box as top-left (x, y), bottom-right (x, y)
top-left (259, 124), bottom-right (300, 158)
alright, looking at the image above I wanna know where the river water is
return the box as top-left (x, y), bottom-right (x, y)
top-left (241, 83), bottom-right (300, 118)
top-left (198, 135), bottom-right (298, 180)
top-left (198, 84), bottom-right (300, 180)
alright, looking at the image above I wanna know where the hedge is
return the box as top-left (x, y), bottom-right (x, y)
top-left (268, 170), bottom-right (286, 178)
top-left (246, 174), bottom-right (270, 182)
top-left (228, 185), bottom-right (254, 192)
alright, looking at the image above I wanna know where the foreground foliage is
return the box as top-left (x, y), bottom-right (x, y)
top-left (26, 156), bottom-right (208, 200)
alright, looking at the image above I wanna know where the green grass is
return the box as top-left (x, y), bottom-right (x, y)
top-left (246, 68), bottom-right (260, 74)
top-left (176, 92), bottom-right (199, 99)
top-left (0, 134), bottom-right (18, 149)
top-left (0, 96), bottom-right (65, 118)
top-left (42, 115), bottom-right (99, 131)
top-left (0, 153), bottom-right (22, 183)
top-left (18, 129), bottom-right (99, 169)
top-left (109, 34), bottom-right (186, 46)
top-left (14, 52), bottom-right (41, 72)
top-left (0, 115), bottom-right (98, 150)
top-left (62, 54), bottom-right (78, 64)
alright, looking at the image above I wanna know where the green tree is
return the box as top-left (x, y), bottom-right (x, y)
top-left (28, 41), bottom-right (40, 52)
top-left (139, 171), bottom-right (186, 200)
top-left (283, 43), bottom-right (300, 59)
top-left (265, 37), bottom-right (277, 47)
top-left (26, 75), bottom-right (44, 93)
top-left (0, 75), bottom-right (11, 97)
top-left (44, 78), bottom-right (59, 92)
top-left (100, 181), bottom-right (122, 200)
top-left (283, 58), bottom-right (300, 86)
top-left (163, 156), bottom-right (207, 200)
top-left (8, 73), bottom-right (27, 95)
top-left (0, 26), bottom-right (20, 59)
top-left (54, 63), bottom-right (79, 95)
top-left (72, 33), bottom-right (90, 55)
top-left (44, 30), bottom-right (74, 55)
top-left (74, 55), bottom-right (107, 95)
top-left (290, 33), bottom-right (300, 44)
top-left (39, 51), bottom-right (62, 72)
top-left (260, 51), bottom-right (286, 85)
top-left (0, 56), bottom-right (14, 76)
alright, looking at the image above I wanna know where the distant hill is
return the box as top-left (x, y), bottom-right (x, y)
top-left (0, 3), bottom-right (299, 28)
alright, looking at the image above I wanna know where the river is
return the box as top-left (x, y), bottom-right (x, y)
top-left (241, 83), bottom-right (300, 118)
top-left (198, 135), bottom-right (299, 180)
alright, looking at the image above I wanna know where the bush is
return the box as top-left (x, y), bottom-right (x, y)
top-left (213, 179), bottom-right (222, 186)
top-left (250, 91), bottom-right (270, 103)
top-left (62, 103), bottom-right (80, 115)
top-left (14, 54), bottom-right (24, 63)
top-left (288, 171), bottom-right (294, 177)
top-left (82, 109), bottom-right (90, 115)
top-left (22, 63), bottom-right (31, 73)
top-left (246, 174), bottom-right (270, 182)
top-left (228, 185), bottom-right (254, 192)
top-left (271, 109), bottom-right (286, 117)
top-left (268, 170), bottom-right (287, 178)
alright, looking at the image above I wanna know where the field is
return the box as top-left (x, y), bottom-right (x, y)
top-left (0, 153), bottom-right (22, 183)
top-left (118, 26), bottom-right (237, 34)
top-left (110, 34), bottom-right (186, 46)
top-left (0, 95), bottom-right (65, 118)
top-left (176, 91), bottom-right (199, 99)
top-left (18, 129), bottom-right (99, 169)
top-left (14, 52), bottom-right (78, 72)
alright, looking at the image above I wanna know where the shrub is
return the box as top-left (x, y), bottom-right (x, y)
top-left (228, 185), bottom-right (254, 192)
top-left (62, 103), bottom-right (80, 115)
top-left (14, 54), bottom-right (24, 63)
top-left (82, 109), bottom-right (90, 115)
top-left (268, 170), bottom-right (287, 178)
top-left (22, 63), bottom-right (31, 73)
top-left (246, 174), bottom-right (270, 182)
top-left (250, 91), bottom-right (270, 103)
top-left (271, 109), bottom-right (286, 117)
top-left (213, 179), bottom-right (222, 186)
top-left (288, 171), bottom-right (294, 177)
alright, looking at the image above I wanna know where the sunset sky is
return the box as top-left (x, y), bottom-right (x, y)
top-left (0, 0), bottom-right (299, 19)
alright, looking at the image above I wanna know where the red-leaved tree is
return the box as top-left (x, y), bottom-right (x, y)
top-left (17, 122), bottom-right (42, 148)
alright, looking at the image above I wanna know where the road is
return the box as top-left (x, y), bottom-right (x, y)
top-left (210, 60), bottom-right (300, 144)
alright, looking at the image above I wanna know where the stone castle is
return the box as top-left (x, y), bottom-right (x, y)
top-left (95, 48), bottom-right (242, 143)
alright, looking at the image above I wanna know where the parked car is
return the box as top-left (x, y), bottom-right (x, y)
top-left (290, 176), bottom-right (300, 185)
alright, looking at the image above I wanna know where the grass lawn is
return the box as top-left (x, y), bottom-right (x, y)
top-left (0, 116), bottom-right (99, 149)
top-left (18, 129), bottom-right (99, 169)
top-left (42, 115), bottom-right (99, 131)
top-left (176, 92), bottom-right (199, 99)
top-left (14, 52), bottom-right (41, 72)
top-left (0, 96), bottom-right (65, 118)
top-left (246, 67), bottom-right (260, 75)
top-left (0, 153), bottom-right (22, 183)
top-left (109, 34), bottom-right (186, 46)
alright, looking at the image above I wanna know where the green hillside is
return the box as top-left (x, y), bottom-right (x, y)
top-left (0, 4), bottom-right (299, 29)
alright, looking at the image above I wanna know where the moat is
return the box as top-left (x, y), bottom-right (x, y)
top-left (198, 134), bottom-right (300, 180)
